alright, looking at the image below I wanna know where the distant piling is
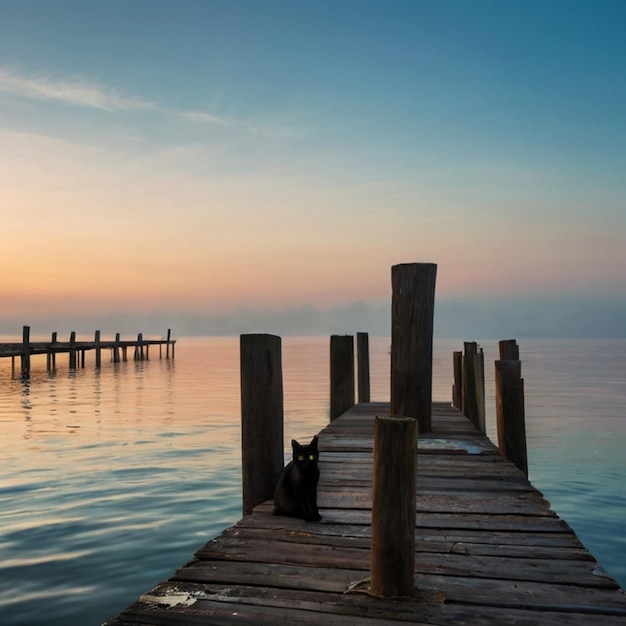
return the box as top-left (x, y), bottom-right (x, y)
top-left (452, 350), bottom-right (463, 409)
top-left (21, 326), bottom-right (30, 378)
top-left (330, 335), bottom-right (355, 420)
top-left (357, 332), bottom-right (371, 403)
top-left (69, 331), bottom-right (77, 369)
top-left (461, 341), bottom-right (485, 434)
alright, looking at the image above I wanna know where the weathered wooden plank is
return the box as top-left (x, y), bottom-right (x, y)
top-left (172, 559), bottom-right (626, 614)
top-left (206, 524), bottom-right (594, 560)
top-left (232, 515), bottom-right (589, 549)
top-left (192, 534), bottom-right (615, 589)
top-left (112, 580), bottom-right (626, 626)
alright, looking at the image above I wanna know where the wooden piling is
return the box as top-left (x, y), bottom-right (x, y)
top-left (95, 330), bottom-right (101, 368)
top-left (69, 331), bottom-right (77, 369)
top-left (21, 325), bottom-right (30, 377)
top-left (499, 338), bottom-right (520, 360)
top-left (370, 415), bottom-right (417, 598)
top-left (495, 359), bottom-right (528, 476)
top-left (166, 328), bottom-right (171, 359)
top-left (50, 332), bottom-right (57, 370)
top-left (452, 350), bottom-right (463, 409)
top-left (356, 332), bottom-right (370, 403)
top-left (461, 342), bottom-right (485, 434)
top-left (134, 333), bottom-right (144, 361)
top-left (390, 262), bottom-right (437, 433)
top-left (240, 334), bottom-right (284, 516)
top-left (330, 335), bottom-right (355, 421)
top-left (113, 333), bottom-right (121, 363)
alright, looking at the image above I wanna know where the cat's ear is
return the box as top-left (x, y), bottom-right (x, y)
top-left (291, 439), bottom-right (301, 451)
top-left (310, 436), bottom-right (319, 450)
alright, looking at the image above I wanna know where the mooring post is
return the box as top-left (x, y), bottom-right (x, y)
top-left (461, 342), bottom-right (485, 433)
top-left (499, 338), bottom-right (520, 360)
top-left (495, 357), bottom-right (528, 476)
top-left (134, 333), bottom-right (144, 361)
top-left (390, 262), bottom-right (437, 433)
top-left (240, 334), bottom-right (284, 516)
top-left (21, 325), bottom-right (31, 378)
top-left (166, 328), bottom-right (171, 359)
top-left (330, 334), bottom-right (355, 420)
top-left (452, 350), bottom-right (463, 409)
top-left (51, 332), bottom-right (57, 370)
top-left (113, 333), bottom-right (121, 363)
top-left (69, 331), bottom-right (77, 369)
top-left (95, 330), bottom-right (101, 368)
top-left (370, 415), bottom-right (417, 598)
top-left (356, 332), bottom-right (371, 403)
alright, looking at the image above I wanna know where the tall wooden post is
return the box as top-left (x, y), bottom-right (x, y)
top-left (21, 325), bottom-right (31, 378)
top-left (495, 358), bottom-right (528, 476)
top-left (390, 262), bottom-right (437, 433)
top-left (69, 331), bottom-right (77, 369)
top-left (240, 334), bottom-right (284, 516)
top-left (499, 339), bottom-right (519, 360)
top-left (330, 335), bottom-right (355, 420)
top-left (357, 332), bottom-right (370, 403)
top-left (452, 350), bottom-right (463, 409)
top-left (51, 332), bottom-right (57, 370)
top-left (166, 328), bottom-right (171, 359)
top-left (95, 330), bottom-right (101, 368)
top-left (113, 333), bottom-right (121, 363)
top-left (370, 416), bottom-right (417, 598)
top-left (462, 342), bottom-right (485, 433)
top-left (134, 333), bottom-right (144, 361)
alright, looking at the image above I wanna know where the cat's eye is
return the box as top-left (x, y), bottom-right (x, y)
top-left (297, 455), bottom-right (305, 461)
top-left (309, 454), bottom-right (315, 460)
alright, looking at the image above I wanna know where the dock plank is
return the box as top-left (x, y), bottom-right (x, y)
top-left (106, 402), bottom-right (626, 625)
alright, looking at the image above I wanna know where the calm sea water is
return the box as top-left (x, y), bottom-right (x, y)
top-left (0, 336), bottom-right (624, 625)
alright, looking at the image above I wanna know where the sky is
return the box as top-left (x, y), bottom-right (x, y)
top-left (1, 0), bottom-right (625, 338)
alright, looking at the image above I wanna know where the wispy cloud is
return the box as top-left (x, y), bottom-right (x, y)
top-left (0, 65), bottom-right (155, 111)
top-left (181, 110), bottom-right (230, 126)
top-left (0, 66), bottom-right (303, 141)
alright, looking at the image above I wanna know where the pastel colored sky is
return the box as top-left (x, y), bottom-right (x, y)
top-left (1, 1), bottom-right (625, 337)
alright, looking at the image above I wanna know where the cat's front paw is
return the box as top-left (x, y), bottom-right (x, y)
top-left (305, 512), bottom-right (322, 522)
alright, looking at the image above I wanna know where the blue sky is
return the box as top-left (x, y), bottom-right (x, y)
top-left (1, 1), bottom-right (625, 337)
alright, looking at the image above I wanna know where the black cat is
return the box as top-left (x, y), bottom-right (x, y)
top-left (273, 436), bottom-right (322, 522)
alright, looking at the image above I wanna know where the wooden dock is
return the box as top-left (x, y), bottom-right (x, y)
top-left (0, 326), bottom-right (175, 375)
top-left (106, 401), bottom-right (626, 625)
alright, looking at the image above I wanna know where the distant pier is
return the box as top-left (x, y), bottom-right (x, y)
top-left (0, 325), bottom-right (175, 377)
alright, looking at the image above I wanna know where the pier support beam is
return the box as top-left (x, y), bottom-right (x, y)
top-left (330, 335), bottom-right (355, 421)
top-left (240, 334), bottom-right (284, 516)
top-left (390, 262), bottom-right (437, 433)
top-left (370, 415), bottom-right (417, 598)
